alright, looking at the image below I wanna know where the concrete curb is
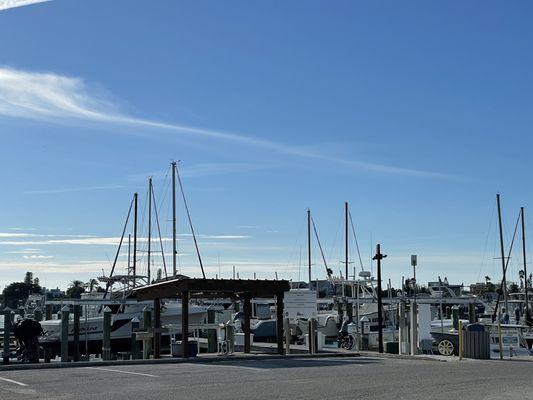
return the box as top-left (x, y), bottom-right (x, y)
top-left (357, 351), bottom-right (448, 363)
top-left (0, 352), bottom-right (360, 372)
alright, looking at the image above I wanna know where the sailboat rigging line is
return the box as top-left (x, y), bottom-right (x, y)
top-left (492, 210), bottom-right (521, 321)
top-left (175, 162), bottom-right (206, 279)
top-left (151, 183), bottom-right (168, 279)
top-left (348, 211), bottom-right (365, 272)
top-left (311, 216), bottom-right (332, 278)
top-left (103, 196), bottom-right (134, 299)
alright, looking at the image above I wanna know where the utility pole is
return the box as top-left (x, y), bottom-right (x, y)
top-left (172, 161), bottom-right (177, 277)
top-left (308, 209), bottom-right (312, 284)
top-left (373, 244), bottom-right (387, 353)
top-left (522, 207), bottom-right (530, 323)
top-left (133, 192), bottom-right (138, 287)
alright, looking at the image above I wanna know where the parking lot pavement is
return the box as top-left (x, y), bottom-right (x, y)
top-left (1, 356), bottom-right (532, 399)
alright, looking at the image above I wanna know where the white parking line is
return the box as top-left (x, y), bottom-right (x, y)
top-left (85, 367), bottom-right (158, 378)
top-left (0, 376), bottom-right (28, 386)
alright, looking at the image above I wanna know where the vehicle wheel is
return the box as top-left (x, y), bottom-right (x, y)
top-left (437, 339), bottom-right (454, 356)
top-left (342, 335), bottom-right (354, 350)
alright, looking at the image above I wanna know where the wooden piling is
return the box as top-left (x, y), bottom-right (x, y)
top-left (142, 306), bottom-right (152, 359)
top-left (61, 305), bottom-right (70, 363)
top-left (131, 317), bottom-right (140, 359)
top-left (102, 306), bottom-right (112, 361)
top-left (73, 304), bottom-right (81, 362)
top-left (3, 309), bottom-right (11, 365)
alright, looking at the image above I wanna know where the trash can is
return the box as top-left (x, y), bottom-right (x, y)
top-left (462, 323), bottom-right (490, 359)
top-left (171, 340), bottom-right (198, 357)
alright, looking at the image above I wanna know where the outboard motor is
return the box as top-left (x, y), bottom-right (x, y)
top-left (13, 318), bottom-right (43, 363)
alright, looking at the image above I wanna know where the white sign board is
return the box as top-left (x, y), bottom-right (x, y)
top-left (283, 290), bottom-right (317, 319)
top-left (501, 334), bottom-right (519, 348)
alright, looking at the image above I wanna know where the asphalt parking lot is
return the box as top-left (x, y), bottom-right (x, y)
top-left (0, 356), bottom-right (532, 399)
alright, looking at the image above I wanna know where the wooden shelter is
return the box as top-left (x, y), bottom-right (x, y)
top-left (132, 278), bottom-right (290, 357)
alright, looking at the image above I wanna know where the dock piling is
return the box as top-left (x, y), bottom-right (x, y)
top-left (61, 305), bottom-right (70, 362)
top-left (73, 304), bottom-right (81, 362)
top-left (131, 317), bottom-right (140, 359)
top-left (142, 306), bottom-right (152, 359)
top-left (102, 306), bottom-right (111, 361)
top-left (2, 309), bottom-right (11, 365)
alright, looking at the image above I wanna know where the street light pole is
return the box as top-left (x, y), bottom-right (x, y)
top-left (373, 244), bottom-right (387, 354)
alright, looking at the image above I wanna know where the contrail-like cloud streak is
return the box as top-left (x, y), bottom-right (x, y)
top-left (0, 0), bottom-right (51, 11)
top-left (0, 66), bottom-right (456, 179)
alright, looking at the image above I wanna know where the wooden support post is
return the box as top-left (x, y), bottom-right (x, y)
top-left (276, 292), bottom-right (284, 355)
top-left (207, 309), bottom-right (217, 353)
top-left (45, 304), bottom-right (52, 320)
top-left (458, 321), bottom-right (463, 360)
top-left (346, 300), bottom-right (353, 323)
top-left (243, 295), bottom-right (252, 354)
top-left (131, 317), bottom-right (140, 360)
top-left (73, 304), bottom-right (81, 362)
top-left (61, 305), bottom-right (70, 363)
top-left (308, 318), bottom-right (316, 354)
top-left (154, 298), bottom-right (161, 359)
top-left (410, 302), bottom-right (418, 356)
top-left (3, 309), bottom-right (11, 365)
top-left (142, 306), bottom-right (152, 359)
top-left (468, 303), bottom-right (476, 324)
top-left (182, 291), bottom-right (189, 358)
top-left (284, 318), bottom-right (291, 355)
top-left (102, 306), bottom-right (111, 361)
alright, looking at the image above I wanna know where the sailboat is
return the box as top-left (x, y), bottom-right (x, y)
top-left (39, 162), bottom-right (211, 358)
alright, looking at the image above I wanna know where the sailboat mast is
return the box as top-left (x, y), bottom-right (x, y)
top-left (307, 209), bottom-right (312, 284)
top-left (147, 177), bottom-right (152, 284)
top-left (345, 202), bottom-right (349, 281)
top-left (127, 234), bottom-right (131, 277)
top-left (172, 161), bottom-right (177, 277)
top-left (522, 207), bottom-right (529, 322)
top-left (497, 193), bottom-right (508, 313)
top-left (133, 192), bottom-right (138, 287)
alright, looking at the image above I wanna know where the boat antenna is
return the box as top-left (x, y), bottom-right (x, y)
top-left (175, 161), bottom-right (206, 279)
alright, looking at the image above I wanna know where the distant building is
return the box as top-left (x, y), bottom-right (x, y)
top-left (47, 287), bottom-right (63, 299)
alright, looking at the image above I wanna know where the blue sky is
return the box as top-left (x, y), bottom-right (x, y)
top-left (1, 0), bottom-right (533, 291)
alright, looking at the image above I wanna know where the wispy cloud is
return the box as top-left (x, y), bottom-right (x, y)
top-left (0, 66), bottom-right (456, 180)
top-left (7, 227), bottom-right (37, 231)
top-left (4, 248), bottom-right (41, 254)
top-left (22, 254), bottom-right (53, 259)
top-left (0, 233), bottom-right (250, 246)
top-left (25, 185), bottom-right (127, 194)
top-left (0, 0), bottom-right (51, 11)
top-left (0, 232), bottom-right (97, 238)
